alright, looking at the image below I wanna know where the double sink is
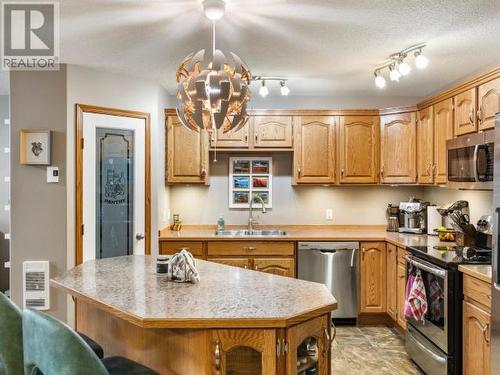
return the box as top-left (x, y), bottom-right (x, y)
top-left (215, 229), bottom-right (287, 237)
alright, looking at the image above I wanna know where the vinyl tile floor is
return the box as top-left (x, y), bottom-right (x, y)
top-left (331, 326), bottom-right (424, 375)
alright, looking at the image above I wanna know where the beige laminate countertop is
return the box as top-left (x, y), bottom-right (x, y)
top-left (458, 264), bottom-right (492, 283)
top-left (159, 226), bottom-right (454, 250)
top-left (51, 255), bottom-right (336, 329)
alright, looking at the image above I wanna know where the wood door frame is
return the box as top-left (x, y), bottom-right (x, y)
top-left (75, 104), bottom-right (151, 265)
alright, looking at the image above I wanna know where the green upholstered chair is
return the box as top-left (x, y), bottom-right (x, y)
top-left (0, 292), bottom-right (24, 375)
top-left (23, 309), bottom-right (158, 375)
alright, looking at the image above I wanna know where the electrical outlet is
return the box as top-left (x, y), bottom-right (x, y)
top-left (326, 208), bottom-right (333, 221)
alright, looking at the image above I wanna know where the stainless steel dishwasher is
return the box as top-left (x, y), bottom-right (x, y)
top-left (298, 242), bottom-right (359, 320)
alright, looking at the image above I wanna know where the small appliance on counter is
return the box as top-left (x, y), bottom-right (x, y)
top-left (386, 204), bottom-right (400, 232)
top-left (398, 198), bottom-right (429, 234)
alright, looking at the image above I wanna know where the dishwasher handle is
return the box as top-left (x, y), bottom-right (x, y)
top-left (350, 249), bottom-right (357, 268)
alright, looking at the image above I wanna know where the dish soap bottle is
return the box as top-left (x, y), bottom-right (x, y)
top-left (217, 214), bottom-right (225, 232)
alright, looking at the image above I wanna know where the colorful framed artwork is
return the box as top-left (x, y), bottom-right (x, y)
top-left (229, 157), bottom-right (272, 208)
top-left (19, 129), bottom-right (52, 165)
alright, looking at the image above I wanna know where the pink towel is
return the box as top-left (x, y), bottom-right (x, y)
top-left (406, 273), bottom-right (428, 321)
top-left (404, 273), bottom-right (415, 318)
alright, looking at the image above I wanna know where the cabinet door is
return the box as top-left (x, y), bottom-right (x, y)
top-left (338, 115), bottom-right (379, 184)
top-left (386, 243), bottom-right (397, 321)
top-left (463, 301), bottom-right (491, 375)
top-left (360, 242), bottom-right (386, 313)
top-left (212, 329), bottom-right (276, 375)
top-left (294, 116), bottom-right (336, 184)
top-left (209, 257), bottom-right (250, 269)
top-left (396, 261), bottom-right (407, 329)
top-left (166, 116), bottom-right (209, 184)
top-left (210, 123), bottom-right (249, 148)
top-left (380, 112), bottom-right (416, 184)
top-left (286, 315), bottom-right (330, 375)
top-left (253, 116), bottom-right (293, 148)
top-left (253, 258), bottom-right (295, 277)
top-left (454, 88), bottom-right (477, 136)
top-left (417, 107), bottom-right (434, 184)
top-left (433, 98), bottom-right (453, 184)
top-left (478, 77), bottom-right (500, 131)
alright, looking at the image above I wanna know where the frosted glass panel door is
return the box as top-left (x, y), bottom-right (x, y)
top-left (82, 113), bottom-right (145, 262)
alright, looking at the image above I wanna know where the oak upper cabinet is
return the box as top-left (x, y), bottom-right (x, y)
top-left (454, 88), bottom-right (477, 136)
top-left (212, 329), bottom-right (277, 375)
top-left (253, 258), bottom-right (295, 277)
top-left (252, 116), bottom-right (293, 148)
top-left (417, 107), bottom-right (434, 184)
top-left (477, 77), bottom-right (500, 131)
top-left (338, 115), bottom-right (379, 184)
top-left (433, 98), bottom-right (453, 184)
top-left (166, 115), bottom-right (209, 184)
top-left (210, 123), bottom-right (249, 148)
top-left (380, 112), bottom-right (417, 184)
top-left (386, 243), bottom-right (397, 321)
top-left (360, 242), bottom-right (386, 313)
top-left (293, 116), bottom-right (336, 184)
top-left (463, 301), bottom-right (491, 375)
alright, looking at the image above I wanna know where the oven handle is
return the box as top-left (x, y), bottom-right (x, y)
top-left (405, 255), bottom-right (447, 278)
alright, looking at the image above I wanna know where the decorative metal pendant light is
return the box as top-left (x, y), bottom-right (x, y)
top-left (176, 0), bottom-right (252, 133)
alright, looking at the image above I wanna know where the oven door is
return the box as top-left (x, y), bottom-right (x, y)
top-left (405, 255), bottom-right (449, 353)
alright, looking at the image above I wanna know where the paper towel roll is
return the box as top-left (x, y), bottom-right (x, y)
top-left (427, 206), bottom-right (443, 235)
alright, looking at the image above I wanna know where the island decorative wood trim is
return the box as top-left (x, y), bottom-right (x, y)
top-left (75, 104), bottom-right (151, 265)
top-left (417, 66), bottom-right (500, 109)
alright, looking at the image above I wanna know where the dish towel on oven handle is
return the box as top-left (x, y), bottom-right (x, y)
top-left (405, 272), bottom-right (428, 321)
top-left (404, 272), bottom-right (415, 318)
top-left (169, 249), bottom-right (200, 284)
top-left (427, 274), bottom-right (442, 320)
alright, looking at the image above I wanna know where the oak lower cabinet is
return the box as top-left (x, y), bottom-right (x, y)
top-left (359, 242), bottom-right (386, 313)
top-left (417, 107), bottom-right (434, 184)
top-left (211, 314), bottom-right (332, 375)
top-left (433, 98), bottom-right (453, 184)
top-left (252, 115), bottom-right (293, 148)
top-left (254, 257), bottom-right (295, 277)
top-left (396, 259), bottom-right (407, 329)
top-left (477, 77), bottom-right (500, 131)
top-left (166, 115), bottom-right (209, 184)
top-left (454, 88), bottom-right (477, 136)
top-left (386, 243), bottom-right (397, 320)
top-left (462, 273), bottom-right (491, 375)
top-left (380, 112), bottom-right (417, 184)
top-left (210, 257), bottom-right (250, 269)
top-left (293, 116), bottom-right (336, 184)
top-left (338, 115), bottom-right (379, 184)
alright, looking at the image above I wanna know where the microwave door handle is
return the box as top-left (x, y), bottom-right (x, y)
top-left (473, 144), bottom-right (480, 182)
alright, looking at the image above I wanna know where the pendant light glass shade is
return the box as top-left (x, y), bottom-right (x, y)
top-left (176, 49), bottom-right (252, 133)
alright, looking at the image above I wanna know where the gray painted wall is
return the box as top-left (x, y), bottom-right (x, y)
top-left (0, 94), bottom-right (9, 292)
top-left (10, 67), bottom-right (67, 320)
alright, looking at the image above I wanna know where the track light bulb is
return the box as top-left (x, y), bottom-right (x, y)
top-left (415, 51), bottom-right (429, 69)
top-left (398, 60), bottom-right (411, 76)
top-left (389, 65), bottom-right (401, 82)
top-left (203, 0), bottom-right (226, 21)
top-left (374, 72), bottom-right (386, 88)
top-left (259, 81), bottom-right (269, 97)
top-left (280, 81), bottom-right (290, 96)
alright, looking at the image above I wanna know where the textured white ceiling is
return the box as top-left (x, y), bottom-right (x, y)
top-left (45, 0), bottom-right (500, 99)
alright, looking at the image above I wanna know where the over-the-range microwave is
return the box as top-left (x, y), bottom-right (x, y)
top-left (447, 130), bottom-right (494, 190)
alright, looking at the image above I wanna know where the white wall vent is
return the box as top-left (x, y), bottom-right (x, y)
top-left (23, 261), bottom-right (50, 310)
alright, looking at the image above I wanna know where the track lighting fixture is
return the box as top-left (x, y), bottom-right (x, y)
top-left (373, 43), bottom-right (428, 88)
top-left (259, 80), bottom-right (269, 97)
top-left (253, 76), bottom-right (290, 97)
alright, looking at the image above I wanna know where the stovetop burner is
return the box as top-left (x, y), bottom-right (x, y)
top-left (407, 245), bottom-right (492, 268)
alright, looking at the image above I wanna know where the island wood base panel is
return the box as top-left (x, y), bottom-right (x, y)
top-left (76, 300), bottom-right (332, 375)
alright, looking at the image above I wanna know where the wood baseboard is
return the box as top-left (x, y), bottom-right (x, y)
top-left (357, 313), bottom-right (394, 326)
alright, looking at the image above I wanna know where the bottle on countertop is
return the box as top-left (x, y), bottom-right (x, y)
top-left (217, 214), bottom-right (225, 232)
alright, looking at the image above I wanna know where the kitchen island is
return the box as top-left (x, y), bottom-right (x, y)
top-left (51, 255), bottom-right (337, 374)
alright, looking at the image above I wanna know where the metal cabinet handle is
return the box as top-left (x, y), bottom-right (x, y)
top-left (432, 163), bottom-right (437, 177)
top-left (243, 246), bottom-right (256, 252)
top-left (477, 106), bottom-right (482, 124)
top-left (298, 167), bottom-right (301, 176)
top-left (244, 134), bottom-right (248, 142)
top-left (483, 323), bottom-right (490, 344)
top-left (380, 166), bottom-right (384, 179)
top-left (214, 339), bottom-right (221, 374)
top-left (255, 134), bottom-right (258, 143)
top-left (254, 265), bottom-right (259, 271)
top-left (200, 168), bottom-right (207, 178)
top-left (244, 265), bottom-right (248, 269)
top-left (135, 233), bottom-right (145, 240)
top-left (341, 168), bottom-right (344, 179)
top-left (323, 324), bottom-right (335, 354)
top-left (469, 109), bottom-right (475, 125)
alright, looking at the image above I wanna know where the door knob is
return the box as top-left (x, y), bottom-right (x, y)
top-left (136, 233), bottom-right (145, 240)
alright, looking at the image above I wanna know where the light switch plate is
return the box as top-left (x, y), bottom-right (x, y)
top-left (3, 176), bottom-right (9, 183)
top-left (326, 208), bottom-right (333, 221)
top-left (3, 119), bottom-right (9, 125)
top-left (3, 147), bottom-right (9, 153)
top-left (4, 233), bottom-right (10, 240)
top-left (47, 167), bottom-right (59, 183)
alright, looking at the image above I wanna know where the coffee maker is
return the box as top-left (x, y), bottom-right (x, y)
top-left (398, 198), bottom-right (430, 234)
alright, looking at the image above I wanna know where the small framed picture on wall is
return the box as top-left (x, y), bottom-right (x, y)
top-left (19, 129), bottom-right (52, 165)
top-left (229, 156), bottom-right (272, 208)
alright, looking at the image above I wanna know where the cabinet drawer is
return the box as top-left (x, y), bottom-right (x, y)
top-left (209, 257), bottom-right (250, 269)
top-left (207, 241), bottom-right (294, 256)
top-left (463, 274), bottom-right (491, 309)
top-left (159, 241), bottom-right (204, 256)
